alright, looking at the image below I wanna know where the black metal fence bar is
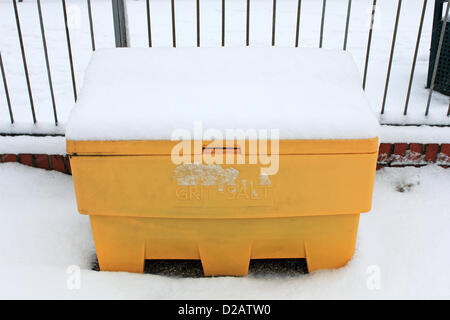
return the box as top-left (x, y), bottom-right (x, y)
top-left (362, 0), bottom-right (377, 90)
top-left (196, 0), bottom-right (200, 47)
top-left (222, 0), bottom-right (225, 46)
top-left (343, 0), bottom-right (352, 50)
top-left (37, 0), bottom-right (58, 125)
top-left (87, 0), bottom-right (96, 51)
top-left (295, 0), bottom-right (302, 47)
top-left (425, 0), bottom-right (449, 116)
top-left (112, 0), bottom-right (128, 47)
top-left (62, 0), bottom-right (77, 102)
top-left (146, 0), bottom-right (152, 47)
top-left (171, 0), bottom-right (176, 47)
top-left (404, 0), bottom-right (428, 115)
top-left (246, 0), bottom-right (250, 46)
top-left (0, 52), bottom-right (14, 124)
top-left (381, 0), bottom-right (402, 115)
top-left (319, 0), bottom-right (326, 48)
top-left (272, 0), bottom-right (277, 46)
top-left (13, 0), bottom-right (36, 123)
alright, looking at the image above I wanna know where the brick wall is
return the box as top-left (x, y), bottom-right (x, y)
top-left (376, 143), bottom-right (450, 169)
top-left (0, 154), bottom-right (71, 174)
top-left (1, 144), bottom-right (449, 174)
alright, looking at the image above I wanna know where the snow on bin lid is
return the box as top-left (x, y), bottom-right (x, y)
top-left (65, 47), bottom-right (380, 141)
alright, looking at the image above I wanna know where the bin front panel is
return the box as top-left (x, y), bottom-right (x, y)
top-left (70, 152), bottom-right (377, 219)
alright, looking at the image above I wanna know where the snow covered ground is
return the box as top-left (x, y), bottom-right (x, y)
top-left (0, 0), bottom-right (449, 136)
top-left (0, 162), bottom-right (449, 299)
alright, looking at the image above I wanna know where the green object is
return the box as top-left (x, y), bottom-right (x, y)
top-left (427, 0), bottom-right (449, 96)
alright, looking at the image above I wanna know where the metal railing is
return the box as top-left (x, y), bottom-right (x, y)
top-left (0, 0), bottom-right (449, 136)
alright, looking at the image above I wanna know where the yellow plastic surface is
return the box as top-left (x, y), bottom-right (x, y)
top-left (68, 138), bottom-right (378, 275)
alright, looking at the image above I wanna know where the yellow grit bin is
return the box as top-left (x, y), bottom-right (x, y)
top-left (66, 48), bottom-right (380, 276)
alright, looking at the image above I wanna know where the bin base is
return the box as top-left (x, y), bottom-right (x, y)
top-left (89, 214), bottom-right (360, 276)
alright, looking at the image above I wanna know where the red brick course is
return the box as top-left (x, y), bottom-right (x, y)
top-left (3, 154), bottom-right (17, 163)
top-left (438, 144), bottom-right (450, 163)
top-left (407, 143), bottom-right (423, 163)
top-left (392, 143), bottom-right (408, 164)
top-left (424, 144), bottom-right (440, 163)
top-left (51, 155), bottom-right (66, 174)
top-left (35, 154), bottom-right (51, 170)
top-left (18, 154), bottom-right (34, 167)
top-left (378, 143), bottom-right (392, 163)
